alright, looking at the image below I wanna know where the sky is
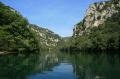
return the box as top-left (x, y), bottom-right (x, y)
top-left (0, 0), bottom-right (107, 37)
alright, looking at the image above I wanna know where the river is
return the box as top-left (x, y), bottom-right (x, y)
top-left (0, 51), bottom-right (120, 79)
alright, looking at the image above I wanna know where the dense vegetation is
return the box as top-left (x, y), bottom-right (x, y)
top-left (29, 24), bottom-right (62, 50)
top-left (0, 0), bottom-right (120, 53)
top-left (0, 2), bottom-right (62, 53)
top-left (61, 0), bottom-right (120, 51)
top-left (71, 10), bottom-right (120, 51)
top-left (0, 2), bottom-right (39, 52)
top-left (60, 0), bottom-right (120, 52)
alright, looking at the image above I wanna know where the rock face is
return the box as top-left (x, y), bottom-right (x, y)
top-left (29, 24), bottom-right (62, 49)
top-left (73, 0), bottom-right (120, 36)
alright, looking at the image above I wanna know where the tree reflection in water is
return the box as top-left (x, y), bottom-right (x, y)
top-left (0, 52), bottom-right (120, 79)
top-left (0, 52), bottom-right (60, 79)
top-left (71, 52), bottom-right (120, 79)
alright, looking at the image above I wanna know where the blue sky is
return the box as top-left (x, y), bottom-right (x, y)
top-left (0, 0), bottom-right (107, 37)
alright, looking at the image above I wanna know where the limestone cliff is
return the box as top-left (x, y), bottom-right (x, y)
top-left (73, 0), bottom-right (120, 36)
top-left (29, 24), bottom-right (62, 49)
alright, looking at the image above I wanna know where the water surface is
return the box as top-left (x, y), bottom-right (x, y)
top-left (0, 52), bottom-right (120, 79)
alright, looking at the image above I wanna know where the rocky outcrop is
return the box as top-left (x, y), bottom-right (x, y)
top-left (73, 0), bottom-right (120, 36)
top-left (29, 24), bottom-right (62, 49)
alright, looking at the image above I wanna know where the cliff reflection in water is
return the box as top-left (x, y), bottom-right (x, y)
top-left (0, 52), bottom-right (120, 79)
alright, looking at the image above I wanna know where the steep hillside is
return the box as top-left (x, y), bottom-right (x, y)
top-left (72, 0), bottom-right (120, 51)
top-left (29, 24), bottom-right (62, 50)
top-left (73, 0), bottom-right (120, 36)
top-left (0, 2), bottom-right (62, 53)
top-left (0, 2), bottom-right (39, 53)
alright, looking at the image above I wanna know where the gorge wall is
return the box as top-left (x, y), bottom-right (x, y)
top-left (73, 0), bottom-right (120, 36)
top-left (29, 24), bottom-right (62, 49)
top-left (71, 0), bottom-right (120, 50)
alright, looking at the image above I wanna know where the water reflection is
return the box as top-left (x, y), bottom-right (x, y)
top-left (0, 52), bottom-right (60, 79)
top-left (0, 52), bottom-right (120, 79)
top-left (28, 63), bottom-right (76, 79)
top-left (72, 53), bottom-right (120, 79)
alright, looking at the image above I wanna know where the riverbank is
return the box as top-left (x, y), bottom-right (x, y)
top-left (0, 51), bottom-right (15, 55)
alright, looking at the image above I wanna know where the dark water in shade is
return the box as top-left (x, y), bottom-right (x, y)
top-left (0, 51), bottom-right (120, 79)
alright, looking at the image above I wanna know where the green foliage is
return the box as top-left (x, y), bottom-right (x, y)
top-left (0, 2), bottom-right (39, 52)
top-left (72, 9), bottom-right (120, 51)
top-left (29, 24), bottom-right (61, 50)
top-left (76, 21), bottom-right (85, 30)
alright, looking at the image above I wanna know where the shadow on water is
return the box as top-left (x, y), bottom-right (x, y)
top-left (70, 51), bottom-right (120, 79)
top-left (0, 52), bottom-right (60, 79)
top-left (0, 51), bottom-right (120, 79)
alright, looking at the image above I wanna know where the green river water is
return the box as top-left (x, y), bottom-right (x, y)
top-left (0, 51), bottom-right (120, 79)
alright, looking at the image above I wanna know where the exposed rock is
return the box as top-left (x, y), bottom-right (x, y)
top-left (29, 24), bottom-right (62, 49)
top-left (73, 0), bottom-right (120, 36)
